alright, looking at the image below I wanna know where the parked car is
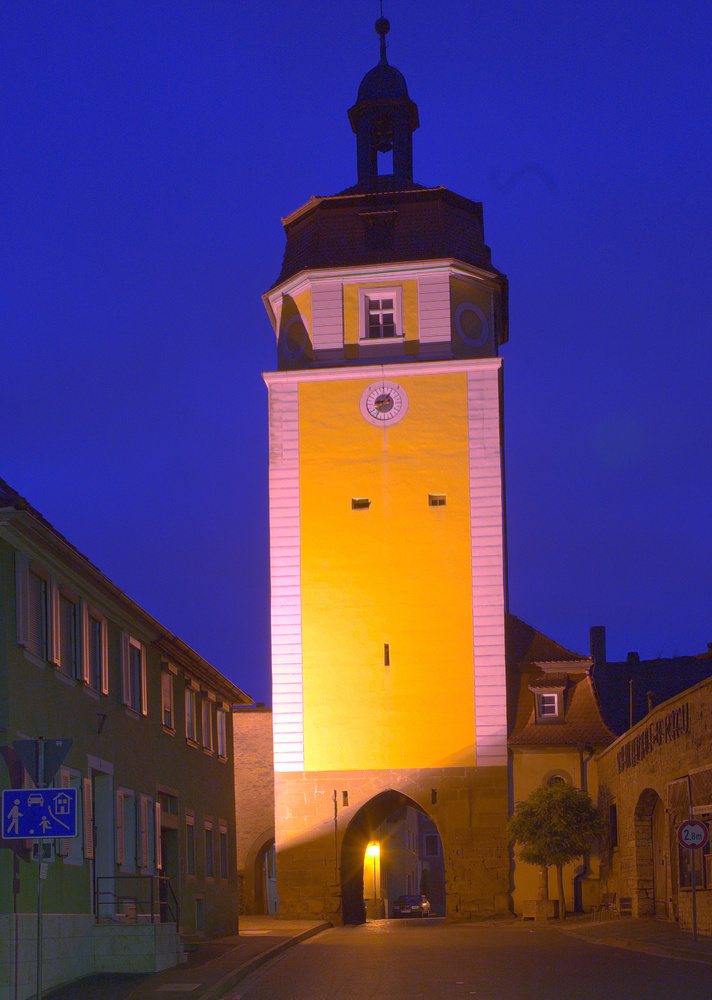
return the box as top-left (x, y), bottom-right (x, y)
top-left (392, 894), bottom-right (431, 918)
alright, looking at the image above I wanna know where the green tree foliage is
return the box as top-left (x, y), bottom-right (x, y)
top-left (508, 784), bottom-right (604, 916)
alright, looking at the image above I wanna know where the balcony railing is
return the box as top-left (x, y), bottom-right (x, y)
top-left (96, 874), bottom-right (180, 928)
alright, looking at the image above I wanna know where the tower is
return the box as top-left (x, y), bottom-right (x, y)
top-left (263, 20), bottom-right (510, 921)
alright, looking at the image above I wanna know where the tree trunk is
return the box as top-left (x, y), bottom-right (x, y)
top-left (556, 864), bottom-right (566, 918)
top-left (538, 866), bottom-right (549, 901)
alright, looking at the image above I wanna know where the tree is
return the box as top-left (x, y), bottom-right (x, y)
top-left (508, 784), bottom-right (604, 917)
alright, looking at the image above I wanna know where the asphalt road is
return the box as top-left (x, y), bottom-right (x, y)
top-left (225, 918), bottom-right (712, 1000)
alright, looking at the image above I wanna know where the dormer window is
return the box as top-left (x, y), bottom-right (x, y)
top-left (359, 287), bottom-right (403, 341)
top-left (538, 694), bottom-right (558, 717)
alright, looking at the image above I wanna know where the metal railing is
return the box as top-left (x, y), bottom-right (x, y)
top-left (96, 874), bottom-right (180, 928)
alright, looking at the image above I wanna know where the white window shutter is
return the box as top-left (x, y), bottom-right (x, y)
top-left (140, 645), bottom-right (148, 715)
top-left (155, 800), bottom-right (162, 871)
top-left (121, 633), bottom-right (130, 705)
top-left (139, 795), bottom-right (149, 869)
top-left (15, 554), bottom-right (29, 647)
top-left (80, 602), bottom-right (90, 684)
top-left (83, 778), bottom-right (94, 859)
top-left (50, 582), bottom-right (61, 666)
top-left (116, 789), bottom-right (125, 865)
top-left (100, 618), bottom-right (109, 695)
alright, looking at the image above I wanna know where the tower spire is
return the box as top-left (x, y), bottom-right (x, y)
top-left (348, 12), bottom-right (419, 190)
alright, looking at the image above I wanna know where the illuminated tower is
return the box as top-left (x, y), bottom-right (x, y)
top-left (263, 19), bottom-right (510, 921)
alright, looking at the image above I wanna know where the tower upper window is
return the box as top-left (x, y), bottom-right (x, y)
top-left (358, 287), bottom-right (403, 341)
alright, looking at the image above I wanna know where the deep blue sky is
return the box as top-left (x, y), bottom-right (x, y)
top-left (4, 1), bottom-right (711, 705)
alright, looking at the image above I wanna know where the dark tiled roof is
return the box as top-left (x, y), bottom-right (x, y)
top-left (506, 614), bottom-right (617, 748)
top-left (592, 656), bottom-right (712, 734)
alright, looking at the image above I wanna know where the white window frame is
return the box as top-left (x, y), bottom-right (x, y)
top-left (51, 582), bottom-right (80, 678)
top-left (56, 768), bottom-right (83, 864)
top-left (185, 814), bottom-right (195, 877)
top-left (358, 287), bottom-right (403, 341)
top-left (202, 697), bottom-right (214, 753)
top-left (161, 666), bottom-right (176, 732)
top-left (16, 555), bottom-right (50, 660)
top-left (216, 708), bottom-right (227, 759)
top-left (116, 787), bottom-right (136, 871)
top-left (121, 634), bottom-right (147, 715)
top-left (82, 603), bottom-right (109, 694)
top-left (185, 682), bottom-right (199, 744)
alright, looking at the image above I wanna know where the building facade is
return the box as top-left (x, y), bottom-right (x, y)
top-left (264, 21), bottom-right (510, 922)
top-left (597, 673), bottom-right (712, 933)
top-left (0, 479), bottom-right (250, 1000)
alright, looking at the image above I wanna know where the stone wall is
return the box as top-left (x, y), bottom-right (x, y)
top-left (275, 764), bottom-right (509, 922)
top-left (233, 705), bottom-right (275, 913)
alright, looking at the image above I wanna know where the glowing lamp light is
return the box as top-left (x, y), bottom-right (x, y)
top-left (365, 842), bottom-right (380, 859)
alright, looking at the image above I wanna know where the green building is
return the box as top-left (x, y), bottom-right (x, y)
top-left (0, 479), bottom-right (251, 1000)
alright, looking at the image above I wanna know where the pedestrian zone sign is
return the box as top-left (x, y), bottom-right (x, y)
top-left (2, 788), bottom-right (78, 840)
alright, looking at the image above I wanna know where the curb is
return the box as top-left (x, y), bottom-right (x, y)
top-left (199, 922), bottom-right (333, 1000)
top-left (556, 926), bottom-right (712, 966)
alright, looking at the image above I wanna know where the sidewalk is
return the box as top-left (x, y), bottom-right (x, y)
top-left (43, 918), bottom-right (331, 1000)
top-left (554, 915), bottom-right (712, 965)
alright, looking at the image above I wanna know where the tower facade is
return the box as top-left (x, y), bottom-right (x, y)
top-left (263, 22), bottom-right (511, 921)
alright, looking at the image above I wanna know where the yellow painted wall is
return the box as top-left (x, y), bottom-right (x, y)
top-left (299, 371), bottom-right (476, 771)
top-left (511, 750), bottom-right (602, 912)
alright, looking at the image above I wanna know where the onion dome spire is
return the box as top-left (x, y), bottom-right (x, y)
top-left (348, 16), bottom-right (419, 191)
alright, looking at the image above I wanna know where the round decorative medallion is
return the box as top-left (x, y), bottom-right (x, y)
top-left (279, 314), bottom-right (309, 361)
top-left (359, 380), bottom-right (409, 427)
top-left (454, 301), bottom-right (490, 348)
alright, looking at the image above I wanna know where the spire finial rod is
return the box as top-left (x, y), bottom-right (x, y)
top-left (375, 6), bottom-right (390, 66)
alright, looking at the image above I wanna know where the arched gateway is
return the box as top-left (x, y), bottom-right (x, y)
top-left (264, 19), bottom-right (510, 923)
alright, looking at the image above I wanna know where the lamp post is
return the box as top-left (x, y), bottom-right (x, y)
top-left (365, 842), bottom-right (379, 919)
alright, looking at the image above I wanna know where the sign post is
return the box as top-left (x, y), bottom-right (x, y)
top-left (677, 819), bottom-right (709, 942)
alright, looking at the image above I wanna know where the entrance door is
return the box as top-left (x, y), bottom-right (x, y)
top-left (93, 773), bottom-right (114, 919)
top-left (159, 827), bottom-right (180, 923)
top-left (652, 796), bottom-right (667, 918)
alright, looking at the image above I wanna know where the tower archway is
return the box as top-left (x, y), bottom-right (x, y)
top-left (632, 788), bottom-right (666, 917)
top-left (340, 790), bottom-right (443, 924)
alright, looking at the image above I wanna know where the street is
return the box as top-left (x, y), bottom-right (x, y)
top-left (227, 919), bottom-right (712, 1000)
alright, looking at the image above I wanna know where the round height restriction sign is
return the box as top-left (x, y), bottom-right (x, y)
top-left (677, 819), bottom-right (709, 849)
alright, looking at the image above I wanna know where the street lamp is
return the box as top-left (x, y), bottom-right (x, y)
top-left (366, 842), bottom-right (379, 918)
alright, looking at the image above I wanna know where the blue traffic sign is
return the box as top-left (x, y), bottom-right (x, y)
top-left (2, 788), bottom-right (78, 840)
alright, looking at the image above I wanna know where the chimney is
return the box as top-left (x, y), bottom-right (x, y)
top-left (627, 651), bottom-right (640, 664)
top-left (590, 626), bottom-right (606, 664)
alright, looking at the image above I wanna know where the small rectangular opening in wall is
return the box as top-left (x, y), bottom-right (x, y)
top-left (342, 791), bottom-right (348, 807)
top-left (352, 498), bottom-right (371, 510)
top-left (384, 643), bottom-right (390, 666)
top-left (431, 788), bottom-right (437, 805)
top-left (428, 495), bottom-right (446, 507)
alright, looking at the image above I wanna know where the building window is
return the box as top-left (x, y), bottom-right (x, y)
top-left (342, 790), bottom-right (349, 807)
top-left (424, 834), bottom-right (439, 856)
top-left (84, 607), bottom-right (108, 693)
top-left (162, 671), bottom-right (174, 730)
top-left (205, 824), bottom-right (214, 879)
top-left (609, 804), bottom-right (618, 848)
top-left (116, 788), bottom-right (136, 871)
top-left (358, 287), bottom-right (403, 341)
top-left (27, 567), bottom-right (48, 658)
top-left (547, 774), bottom-right (567, 788)
top-left (121, 634), bottom-right (146, 714)
top-left (219, 827), bottom-right (228, 879)
top-left (53, 586), bottom-right (79, 677)
top-left (216, 709), bottom-right (227, 758)
top-left (533, 690), bottom-right (564, 722)
top-left (428, 494), bottom-right (446, 507)
top-left (185, 817), bottom-right (195, 876)
top-left (185, 686), bottom-right (198, 743)
top-left (195, 897), bottom-right (205, 933)
top-left (539, 694), bottom-right (558, 716)
top-left (351, 498), bottom-right (371, 510)
top-left (202, 699), bottom-right (214, 752)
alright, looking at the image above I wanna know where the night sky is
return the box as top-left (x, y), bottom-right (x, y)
top-left (4, 2), bottom-right (711, 705)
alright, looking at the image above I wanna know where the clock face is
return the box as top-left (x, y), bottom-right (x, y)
top-left (454, 301), bottom-right (490, 348)
top-left (360, 381), bottom-right (409, 426)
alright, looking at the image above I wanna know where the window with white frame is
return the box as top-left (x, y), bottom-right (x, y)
top-left (26, 565), bottom-right (49, 659)
top-left (53, 585), bottom-right (79, 677)
top-left (202, 698), bottom-right (213, 752)
top-left (533, 689), bottom-right (564, 723)
top-left (121, 634), bottom-right (147, 714)
top-left (116, 788), bottom-right (136, 871)
top-left (358, 287), bottom-right (403, 340)
top-left (204, 822), bottom-right (214, 879)
top-left (137, 794), bottom-right (154, 872)
top-left (186, 685), bottom-right (198, 743)
top-left (216, 708), bottom-right (227, 759)
top-left (84, 606), bottom-right (108, 693)
top-left (57, 768), bottom-right (83, 865)
top-left (162, 669), bottom-right (175, 731)
top-left (219, 825), bottom-right (228, 879)
top-left (185, 814), bottom-right (195, 876)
